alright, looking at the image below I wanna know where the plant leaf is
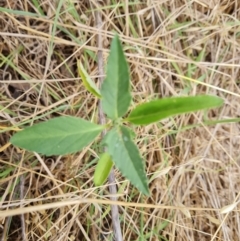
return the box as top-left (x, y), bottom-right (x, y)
top-left (94, 152), bottom-right (113, 186)
top-left (101, 35), bottom-right (131, 120)
top-left (10, 116), bottom-right (104, 156)
top-left (77, 60), bottom-right (101, 98)
top-left (220, 202), bottom-right (238, 214)
top-left (126, 95), bottom-right (224, 125)
top-left (103, 126), bottom-right (149, 195)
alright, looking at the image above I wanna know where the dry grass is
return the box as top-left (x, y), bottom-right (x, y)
top-left (1, 0), bottom-right (240, 240)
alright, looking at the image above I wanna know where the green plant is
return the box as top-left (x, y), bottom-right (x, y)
top-left (10, 35), bottom-right (224, 195)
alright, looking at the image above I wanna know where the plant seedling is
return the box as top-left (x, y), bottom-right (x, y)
top-left (10, 35), bottom-right (224, 195)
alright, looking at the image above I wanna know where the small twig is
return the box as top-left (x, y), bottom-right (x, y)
top-left (95, 4), bottom-right (123, 241)
top-left (20, 175), bottom-right (27, 241)
top-left (0, 175), bottom-right (27, 241)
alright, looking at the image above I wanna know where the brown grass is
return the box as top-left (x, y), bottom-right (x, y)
top-left (1, 0), bottom-right (240, 240)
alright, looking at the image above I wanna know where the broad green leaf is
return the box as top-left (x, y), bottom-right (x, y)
top-left (10, 116), bottom-right (104, 156)
top-left (77, 60), bottom-right (101, 98)
top-left (103, 126), bottom-right (149, 195)
top-left (126, 95), bottom-right (224, 125)
top-left (101, 35), bottom-right (131, 120)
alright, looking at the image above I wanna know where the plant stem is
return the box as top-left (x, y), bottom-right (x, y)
top-left (95, 4), bottom-right (123, 241)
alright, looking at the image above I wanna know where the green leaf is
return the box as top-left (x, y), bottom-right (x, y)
top-left (103, 126), bottom-right (149, 195)
top-left (94, 152), bottom-right (113, 186)
top-left (10, 116), bottom-right (104, 156)
top-left (126, 95), bottom-right (224, 125)
top-left (101, 35), bottom-right (131, 120)
top-left (77, 60), bottom-right (101, 98)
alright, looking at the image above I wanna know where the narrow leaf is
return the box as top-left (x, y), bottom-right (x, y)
top-left (206, 214), bottom-right (221, 225)
top-left (220, 202), bottom-right (238, 214)
top-left (77, 60), bottom-right (101, 98)
top-left (127, 95), bottom-right (224, 125)
top-left (94, 152), bottom-right (113, 186)
top-left (177, 202), bottom-right (191, 218)
top-left (10, 116), bottom-right (104, 156)
top-left (101, 35), bottom-right (131, 120)
top-left (103, 126), bottom-right (149, 195)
